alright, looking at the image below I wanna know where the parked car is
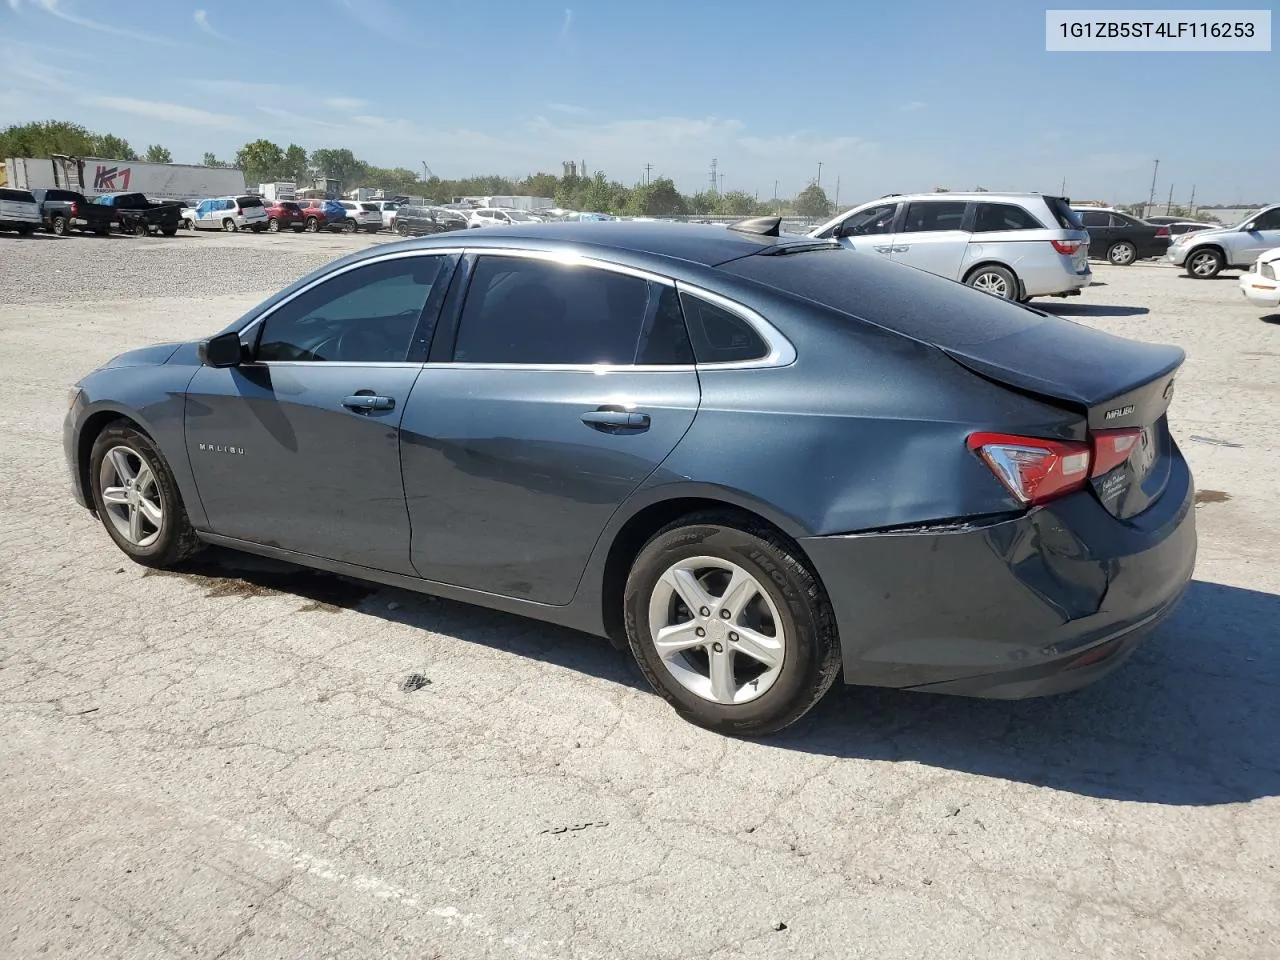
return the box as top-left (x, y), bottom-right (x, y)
top-left (0, 186), bottom-right (41, 235)
top-left (1240, 246), bottom-right (1280, 309)
top-left (30, 188), bottom-right (115, 236)
top-left (1168, 205), bottom-right (1280, 278)
top-left (262, 199), bottom-right (306, 233)
top-left (63, 218), bottom-right (1194, 735)
top-left (466, 207), bottom-right (541, 228)
top-left (296, 198), bottom-right (346, 233)
top-left (337, 201), bottom-right (383, 234)
top-left (1165, 221), bottom-right (1215, 238)
top-left (392, 204), bottom-right (468, 236)
top-left (1071, 208), bottom-right (1170, 265)
top-left (92, 192), bottom-right (182, 236)
top-left (186, 196), bottom-right (269, 232)
top-left (810, 192), bottom-right (1091, 301)
top-left (367, 200), bottom-right (400, 230)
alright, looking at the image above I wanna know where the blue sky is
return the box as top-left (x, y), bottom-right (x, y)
top-left (1, 0), bottom-right (1273, 204)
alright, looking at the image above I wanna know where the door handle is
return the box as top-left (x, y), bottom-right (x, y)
top-left (893, 245), bottom-right (910, 253)
top-left (873, 245), bottom-right (893, 254)
top-left (342, 393), bottom-right (395, 412)
top-left (581, 406), bottom-right (650, 432)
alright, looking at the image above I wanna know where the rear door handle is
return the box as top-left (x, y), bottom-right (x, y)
top-left (342, 393), bottom-right (395, 412)
top-left (581, 406), bottom-right (650, 432)
top-left (873, 245), bottom-right (893, 254)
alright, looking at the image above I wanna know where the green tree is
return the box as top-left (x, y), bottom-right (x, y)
top-left (310, 147), bottom-right (366, 185)
top-left (625, 177), bottom-right (687, 217)
top-left (93, 134), bottom-right (138, 160)
top-left (519, 171), bottom-right (560, 199)
top-left (0, 120), bottom-right (99, 158)
top-left (202, 152), bottom-right (233, 168)
top-left (719, 190), bottom-right (758, 216)
top-left (281, 144), bottom-right (309, 182)
top-left (235, 139), bottom-right (286, 184)
top-left (144, 144), bottom-right (173, 164)
top-left (689, 191), bottom-right (717, 215)
top-left (794, 183), bottom-right (832, 219)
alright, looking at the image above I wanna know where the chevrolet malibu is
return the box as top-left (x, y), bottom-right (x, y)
top-left (63, 219), bottom-right (1196, 736)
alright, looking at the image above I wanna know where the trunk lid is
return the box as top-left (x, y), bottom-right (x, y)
top-left (941, 319), bottom-right (1183, 520)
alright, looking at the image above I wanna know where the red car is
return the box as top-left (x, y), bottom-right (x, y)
top-left (296, 198), bottom-right (345, 233)
top-left (262, 199), bottom-right (306, 233)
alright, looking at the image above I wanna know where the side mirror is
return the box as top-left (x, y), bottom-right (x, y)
top-left (198, 330), bottom-right (245, 368)
top-left (1244, 222), bottom-right (1257, 232)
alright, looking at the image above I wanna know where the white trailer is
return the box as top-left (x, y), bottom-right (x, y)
top-left (258, 182), bottom-right (297, 201)
top-left (2, 155), bottom-right (246, 199)
top-left (458, 195), bottom-right (554, 211)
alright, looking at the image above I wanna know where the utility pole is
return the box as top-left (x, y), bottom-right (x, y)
top-left (834, 175), bottom-right (840, 210)
top-left (709, 158), bottom-right (718, 194)
top-left (1165, 183), bottom-right (1175, 215)
top-left (718, 173), bottom-right (725, 194)
top-left (773, 179), bottom-right (778, 203)
top-left (644, 163), bottom-right (652, 186)
top-left (1188, 184), bottom-right (1196, 217)
top-left (816, 161), bottom-right (823, 188)
top-left (1146, 158), bottom-right (1159, 219)
top-left (1060, 176), bottom-right (1067, 195)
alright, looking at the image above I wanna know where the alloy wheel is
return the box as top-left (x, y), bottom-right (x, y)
top-left (647, 556), bottom-right (786, 705)
top-left (98, 445), bottom-right (163, 547)
top-left (1109, 242), bottom-right (1136, 265)
top-left (972, 271), bottom-right (1010, 298)
top-left (1190, 251), bottom-right (1220, 277)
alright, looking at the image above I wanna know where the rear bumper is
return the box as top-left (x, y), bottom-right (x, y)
top-left (799, 447), bottom-right (1196, 699)
top-left (1020, 260), bottom-right (1092, 297)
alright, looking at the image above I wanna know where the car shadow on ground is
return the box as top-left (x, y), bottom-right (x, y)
top-left (1040, 302), bottom-right (1150, 318)
top-left (169, 553), bottom-right (1278, 806)
top-left (1261, 314), bottom-right (1280, 326)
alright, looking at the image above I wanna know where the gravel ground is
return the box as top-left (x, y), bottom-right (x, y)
top-left (1, 232), bottom-right (1278, 960)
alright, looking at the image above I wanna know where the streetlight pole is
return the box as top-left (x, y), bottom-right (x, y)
top-left (816, 162), bottom-right (823, 188)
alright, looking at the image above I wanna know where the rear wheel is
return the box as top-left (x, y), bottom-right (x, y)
top-left (965, 264), bottom-right (1017, 300)
top-left (1107, 240), bottom-right (1137, 265)
top-left (623, 513), bottom-right (841, 736)
top-left (52, 215), bottom-right (70, 236)
top-left (88, 422), bottom-right (204, 569)
top-left (1186, 247), bottom-right (1224, 279)
top-left (305, 217), bottom-right (319, 233)
top-left (267, 217), bottom-right (280, 233)
top-left (222, 218), bottom-right (237, 232)
top-left (133, 222), bottom-right (149, 237)
top-left (396, 220), bottom-right (410, 236)
top-left (342, 219), bottom-right (357, 234)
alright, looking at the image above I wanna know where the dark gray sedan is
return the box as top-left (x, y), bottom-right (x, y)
top-left (63, 219), bottom-right (1196, 735)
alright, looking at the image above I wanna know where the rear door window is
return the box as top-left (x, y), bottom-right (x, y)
top-left (678, 293), bottom-right (768, 363)
top-left (1080, 211), bottom-right (1110, 229)
top-left (900, 200), bottom-right (968, 233)
top-left (452, 257), bottom-right (690, 365)
top-left (973, 202), bottom-right (1043, 232)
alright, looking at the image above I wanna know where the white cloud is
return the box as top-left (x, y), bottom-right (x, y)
top-left (547, 102), bottom-right (590, 116)
top-left (7, 0), bottom-right (22, 12)
top-left (85, 95), bottom-right (239, 128)
top-left (736, 132), bottom-right (876, 160)
top-left (898, 100), bottom-right (927, 112)
top-left (29, 0), bottom-right (176, 45)
top-left (193, 9), bottom-right (233, 42)
top-left (324, 97), bottom-right (369, 112)
top-left (258, 105), bottom-right (347, 132)
top-left (561, 8), bottom-right (572, 36)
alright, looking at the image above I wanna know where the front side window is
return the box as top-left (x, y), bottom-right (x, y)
top-left (833, 203), bottom-right (897, 238)
top-left (1251, 207), bottom-right (1280, 230)
top-left (256, 256), bottom-right (445, 363)
top-left (678, 294), bottom-right (768, 364)
top-left (900, 200), bottom-right (967, 233)
top-left (452, 257), bottom-right (690, 365)
top-left (973, 202), bottom-right (1043, 232)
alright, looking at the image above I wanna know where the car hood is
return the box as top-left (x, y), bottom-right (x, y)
top-left (102, 342), bottom-right (185, 368)
top-left (1177, 226), bottom-right (1232, 242)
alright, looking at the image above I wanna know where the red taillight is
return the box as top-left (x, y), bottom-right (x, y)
top-left (1154, 226), bottom-right (1169, 237)
top-left (1050, 239), bottom-right (1081, 255)
top-left (968, 432), bottom-right (1091, 506)
top-left (70, 201), bottom-right (79, 216)
top-left (1090, 427), bottom-right (1142, 477)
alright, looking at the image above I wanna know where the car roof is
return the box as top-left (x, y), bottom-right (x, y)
top-left (883, 192), bottom-right (1051, 202)
top-left (382, 221), bottom-right (821, 268)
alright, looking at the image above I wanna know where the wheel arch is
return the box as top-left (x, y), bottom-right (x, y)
top-left (75, 406), bottom-right (155, 512)
top-left (962, 260), bottom-right (1023, 299)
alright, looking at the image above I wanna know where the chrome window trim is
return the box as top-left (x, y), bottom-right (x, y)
top-left (676, 283), bottom-right (797, 370)
top-left (418, 363), bottom-right (698, 373)
top-left (462, 247), bottom-right (676, 286)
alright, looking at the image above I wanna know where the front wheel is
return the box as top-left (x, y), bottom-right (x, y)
top-left (267, 217), bottom-right (280, 233)
top-left (623, 514), bottom-right (841, 736)
top-left (305, 217), bottom-right (319, 233)
top-left (1107, 240), bottom-right (1137, 265)
top-left (396, 220), bottom-right (410, 236)
top-left (133, 222), bottom-right (149, 237)
top-left (965, 264), bottom-right (1018, 300)
top-left (342, 219), bottom-right (357, 234)
top-left (1186, 248), bottom-right (1224, 279)
top-left (88, 422), bottom-right (204, 568)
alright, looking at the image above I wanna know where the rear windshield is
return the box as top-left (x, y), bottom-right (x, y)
top-left (41, 189), bottom-right (82, 202)
top-left (237, 196), bottom-right (263, 207)
top-left (278, 201), bottom-right (301, 212)
top-left (721, 248), bottom-right (1048, 349)
top-left (0, 188), bottom-right (36, 202)
top-left (360, 202), bottom-right (379, 211)
top-left (1045, 196), bottom-right (1083, 230)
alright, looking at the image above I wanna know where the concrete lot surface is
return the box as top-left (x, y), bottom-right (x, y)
top-left (2, 231), bottom-right (1278, 959)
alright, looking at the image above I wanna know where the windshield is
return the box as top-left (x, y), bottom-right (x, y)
top-left (505, 211), bottom-right (534, 221)
top-left (1232, 206), bottom-right (1273, 229)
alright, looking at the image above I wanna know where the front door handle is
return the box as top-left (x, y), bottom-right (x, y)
top-left (342, 393), bottom-right (395, 413)
top-left (581, 406), bottom-right (650, 432)
top-left (873, 245), bottom-right (893, 254)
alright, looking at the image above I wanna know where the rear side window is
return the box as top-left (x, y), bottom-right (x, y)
top-left (0, 188), bottom-right (37, 202)
top-left (900, 200), bottom-right (967, 233)
top-left (1046, 196), bottom-right (1083, 229)
top-left (238, 196), bottom-right (263, 207)
top-left (973, 203), bottom-right (1044, 232)
top-left (678, 293), bottom-right (768, 364)
top-left (452, 257), bottom-right (688, 365)
top-left (1079, 211), bottom-right (1110, 229)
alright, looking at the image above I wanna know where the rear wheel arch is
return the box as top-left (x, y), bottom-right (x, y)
top-left (598, 496), bottom-right (823, 648)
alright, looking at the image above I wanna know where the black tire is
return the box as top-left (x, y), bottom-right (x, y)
top-left (16, 224), bottom-right (34, 236)
top-left (1185, 247), bottom-right (1224, 279)
top-left (396, 220), bottom-right (410, 236)
top-left (133, 222), bottom-right (149, 237)
top-left (161, 226), bottom-right (178, 236)
top-left (267, 217), bottom-right (280, 233)
top-left (183, 218), bottom-right (195, 230)
top-left (88, 422), bottom-right (204, 569)
top-left (1107, 240), bottom-right (1137, 266)
top-left (52, 215), bottom-right (70, 236)
top-left (964, 264), bottom-right (1018, 300)
top-left (623, 513), bottom-right (841, 736)
top-left (342, 219), bottom-right (357, 234)
top-left (305, 217), bottom-right (319, 233)
top-left (223, 218), bottom-right (237, 232)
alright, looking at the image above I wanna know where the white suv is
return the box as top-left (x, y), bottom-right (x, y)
top-left (186, 195), bottom-right (269, 232)
top-left (809, 193), bottom-right (1091, 301)
top-left (338, 201), bottom-right (383, 234)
